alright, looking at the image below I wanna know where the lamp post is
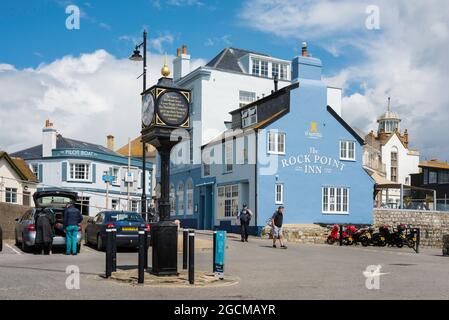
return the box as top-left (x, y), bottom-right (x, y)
top-left (129, 30), bottom-right (148, 219)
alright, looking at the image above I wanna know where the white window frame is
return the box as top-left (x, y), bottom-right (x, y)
top-left (5, 188), bottom-right (18, 204)
top-left (280, 64), bottom-right (288, 80)
top-left (252, 58), bottom-right (260, 76)
top-left (30, 163), bottom-right (39, 178)
top-left (186, 179), bottom-right (194, 215)
top-left (267, 131), bottom-right (286, 155)
top-left (68, 162), bottom-right (91, 182)
top-left (242, 106), bottom-right (258, 128)
top-left (272, 63), bottom-right (279, 79)
top-left (177, 182), bottom-right (185, 214)
top-left (217, 184), bottom-right (239, 219)
top-left (239, 90), bottom-right (256, 108)
top-left (322, 187), bottom-right (349, 215)
top-left (260, 60), bottom-right (268, 77)
top-left (111, 167), bottom-right (121, 186)
top-left (225, 141), bottom-right (233, 173)
top-left (339, 140), bottom-right (356, 161)
top-left (275, 183), bottom-right (284, 205)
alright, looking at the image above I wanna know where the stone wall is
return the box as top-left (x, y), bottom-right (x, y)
top-left (262, 224), bottom-right (329, 244)
top-left (0, 202), bottom-right (30, 240)
top-left (374, 209), bottom-right (449, 248)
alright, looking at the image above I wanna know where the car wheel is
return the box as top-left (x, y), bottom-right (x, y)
top-left (21, 234), bottom-right (30, 253)
top-left (97, 234), bottom-right (104, 251)
top-left (15, 231), bottom-right (20, 247)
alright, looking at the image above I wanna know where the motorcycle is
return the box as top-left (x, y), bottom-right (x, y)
top-left (327, 224), bottom-right (342, 245)
top-left (355, 227), bottom-right (373, 247)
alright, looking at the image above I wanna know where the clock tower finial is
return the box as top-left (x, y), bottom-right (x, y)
top-left (161, 54), bottom-right (171, 77)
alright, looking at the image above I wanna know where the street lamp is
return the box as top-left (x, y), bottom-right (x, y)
top-left (129, 30), bottom-right (148, 220)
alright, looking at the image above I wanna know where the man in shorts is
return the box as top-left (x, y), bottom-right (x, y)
top-left (271, 206), bottom-right (287, 249)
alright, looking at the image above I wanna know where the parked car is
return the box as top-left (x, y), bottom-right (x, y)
top-left (14, 191), bottom-right (82, 253)
top-left (84, 211), bottom-right (150, 251)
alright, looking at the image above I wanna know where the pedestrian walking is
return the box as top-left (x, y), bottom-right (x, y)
top-left (148, 202), bottom-right (157, 222)
top-left (272, 206), bottom-right (287, 249)
top-left (34, 208), bottom-right (55, 255)
top-left (237, 204), bottom-right (253, 242)
top-left (63, 202), bottom-right (83, 256)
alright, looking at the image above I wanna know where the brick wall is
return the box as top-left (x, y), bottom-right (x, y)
top-left (0, 202), bottom-right (30, 240)
top-left (374, 209), bottom-right (449, 248)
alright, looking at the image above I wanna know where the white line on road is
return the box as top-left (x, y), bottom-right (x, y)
top-left (5, 244), bottom-right (22, 255)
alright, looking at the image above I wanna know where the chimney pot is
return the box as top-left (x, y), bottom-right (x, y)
top-left (182, 44), bottom-right (187, 55)
top-left (177, 48), bottom-right (181, 57)
top-left (301, 42), bottom-right (308, 57)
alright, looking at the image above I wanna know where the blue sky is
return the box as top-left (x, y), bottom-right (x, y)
top-left (1, 0), bottom-right (448, 161)
top-left (0, 0), bottom-right (351, 75)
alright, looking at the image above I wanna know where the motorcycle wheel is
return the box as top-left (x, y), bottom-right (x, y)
top-left (327, 237), bottom-right (336, 245)
top-left (406, 239), bottom-right (415, 248)
top-left (360, 237), bottom-right (370, 247)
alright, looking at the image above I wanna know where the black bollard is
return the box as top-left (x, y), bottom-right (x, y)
top-left (0, 225), bottom-right (3, 252)
top-left (188, 230), bottom-right (195, 285)
top-left (111, 227), bottom-right (117, 272)
top-left (138, 230), bottom-right (145, 284)
top-left (416, 228), bottom-right (421, 254)
top-left (183, 229), bottom-right (188, 270)
top-left (213, 230), bottom-right (217, 272)
top-left (339, 225), bottom-right (343, 247)
top-left (105, 229), bottom-right (113, 278)
top-left (144, 228), bottom-right (149, 270)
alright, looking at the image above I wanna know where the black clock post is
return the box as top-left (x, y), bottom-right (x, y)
top-left (141, 63), bottom-right (191, 276)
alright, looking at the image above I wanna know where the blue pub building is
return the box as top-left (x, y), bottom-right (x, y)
top-left (161, 45), bottom-right (374, 234)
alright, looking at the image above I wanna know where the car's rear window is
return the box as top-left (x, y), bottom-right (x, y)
top-left (37, 196), bottom-right (73, 207)
top-left (106, 212), bottom-right (143, 223)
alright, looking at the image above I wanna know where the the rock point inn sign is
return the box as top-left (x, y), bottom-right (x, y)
top-left (281, 147), bottom-right (346, 174)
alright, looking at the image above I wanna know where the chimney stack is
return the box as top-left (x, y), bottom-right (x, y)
top-left (403, 129), bottom-right (409, 148)
top-left (42, 119), bottom-right (57, 158)
top-left (173, 44), bottom-right (191, 81)
top-left (107, 135), bottom-right (115, 151)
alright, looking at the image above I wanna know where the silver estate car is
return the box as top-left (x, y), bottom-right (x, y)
top-left (14, 191), bottom-right (82, 253)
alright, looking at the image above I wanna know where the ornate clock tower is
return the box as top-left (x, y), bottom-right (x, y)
top-left (141, 59), bottom-right (191, 276)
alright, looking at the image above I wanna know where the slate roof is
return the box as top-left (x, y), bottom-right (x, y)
top-left (0, 151), bottom-right (38, 182)
top-left (11, 135), bottom-right (121, 160)
top-left (205, 47), bottom-right (270, 74)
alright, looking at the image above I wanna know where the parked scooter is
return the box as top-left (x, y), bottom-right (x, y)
top-left (327, 224), bottom-right (343, 245)
top-left (355, 227), bottom-right (373, 247)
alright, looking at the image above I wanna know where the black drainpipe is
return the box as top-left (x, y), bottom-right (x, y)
top-left (254, 129), bottom-right (258, 235)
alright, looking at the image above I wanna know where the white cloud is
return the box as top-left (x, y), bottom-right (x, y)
top-left (0, 50), bottom-right (206, 153)
top-left (150, 33), bottom-right (175, 54)
top-left (240, 0), bottom-right (449, 160)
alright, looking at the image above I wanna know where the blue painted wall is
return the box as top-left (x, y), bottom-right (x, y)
top-left (257, 57), bottom-right (374, 226)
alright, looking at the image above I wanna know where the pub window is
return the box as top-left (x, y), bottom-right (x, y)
top-left (217, 184), bottom-right (239, 218)
top-left (267, 131), bottom-right (286, 155)
top-left (69, 162), bottom-right (90, 181)
top-left (429, 171), bottom-right (438, 184)
top-left (275, 184), bottom-right (284, 204)
top-left (322, 187), bottom-right (349, 214)
top-left (340, 141), bottom-right (356, 161)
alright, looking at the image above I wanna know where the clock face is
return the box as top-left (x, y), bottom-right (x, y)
top-left (142, 93), bottom-right (155, 127)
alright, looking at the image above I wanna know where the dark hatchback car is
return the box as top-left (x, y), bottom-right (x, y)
top-left (84, 211), bottom-right (150, 251)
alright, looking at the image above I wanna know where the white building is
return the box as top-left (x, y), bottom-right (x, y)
top-left (11, 120), bottom-right (152, 216)
top-left (169, 44), bottom-right (342, 166)
top-left (0, 151), bottom-right (38, 206)
top-left (363, 98), bottom-right (420, 207)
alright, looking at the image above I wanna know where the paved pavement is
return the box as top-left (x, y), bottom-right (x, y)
top-left (0, 234), bottom-right (448, 300)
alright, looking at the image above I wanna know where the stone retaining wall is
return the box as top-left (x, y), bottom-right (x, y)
top-left (262, 224), bottom-right (329, 244)
top-left (374, 209), bottom-right (449, 248)
top-left (0, 202), bottom-right (30, 240)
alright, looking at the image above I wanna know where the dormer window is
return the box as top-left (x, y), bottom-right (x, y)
top-left (252, 59), bottom-right (260, 75)
top-left (280, 64), bottom-right (288, 80)
top-left (261, 60), bottom-right (268, 77)
top-left (242, 106), bottom-right (258, 128)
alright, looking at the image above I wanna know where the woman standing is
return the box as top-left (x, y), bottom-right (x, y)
top-left (35, 208), bottom-right (55, 255)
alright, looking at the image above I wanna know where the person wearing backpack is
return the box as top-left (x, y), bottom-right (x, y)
top-left (237, 204), bottom-right (253, 242)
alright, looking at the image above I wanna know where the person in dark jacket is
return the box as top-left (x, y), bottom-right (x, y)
top-left (63, 203), bottom-right (83, 256)
top-left (237, 204), bottom-right (253, 242)
top-left (271, 206), bottom-right (287, 249)
top-left (35, 208), bottom-right (55, 255)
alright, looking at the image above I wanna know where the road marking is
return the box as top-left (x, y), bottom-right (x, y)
top-left (5, 244), bottom-right (22, 255)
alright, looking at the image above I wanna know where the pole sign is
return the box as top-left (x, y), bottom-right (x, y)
top-left (102, 175), bottom-right (114, 183)
top-left (214, 231), bottom-right (226, 279)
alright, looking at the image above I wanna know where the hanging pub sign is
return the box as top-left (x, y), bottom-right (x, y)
top-left (142, 85), bottom-right (190, 130)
